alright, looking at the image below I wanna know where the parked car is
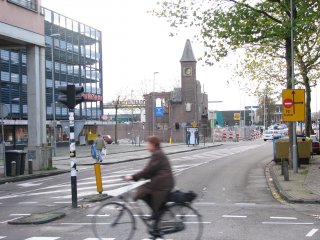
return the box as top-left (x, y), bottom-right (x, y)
top-left (103, 135), bottom-right (113, 144)
top-left (262, 130), bottom-right (281, 141)
top-left (310, 135), bottom-right (320, 154)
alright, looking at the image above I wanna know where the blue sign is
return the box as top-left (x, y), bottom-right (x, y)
top-left (155, 107), bottom-right (164, 117)
top-left (245, 106), bottom-right (259, 109)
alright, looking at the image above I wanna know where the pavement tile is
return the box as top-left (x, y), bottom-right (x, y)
top-left (270, 155), bottom-right (320, 203)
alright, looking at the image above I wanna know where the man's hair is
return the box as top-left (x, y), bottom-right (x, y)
top-left (98, 134), bottom-right (101, 137)
top-left (147, 135), bottom-right (161, 149)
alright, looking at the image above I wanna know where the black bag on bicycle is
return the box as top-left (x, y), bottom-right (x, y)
top-left (167, 190), bottom-right (197, 203)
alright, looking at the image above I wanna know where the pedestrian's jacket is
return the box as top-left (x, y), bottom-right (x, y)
top-left (132, 149), bottom-right (174, 191)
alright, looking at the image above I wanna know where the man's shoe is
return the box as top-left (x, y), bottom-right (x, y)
top-left (149, 228), bottom-right (164, 238)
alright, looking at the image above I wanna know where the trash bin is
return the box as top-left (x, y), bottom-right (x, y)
top-left (297, 137), bottom-right (311, 164)
top-left (275, 137), bottom-right (290, 162)
top-left (5, 150), bottom-right (27, 176)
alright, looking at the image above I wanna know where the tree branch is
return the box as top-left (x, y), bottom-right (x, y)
top-left (226, 0), bottom-right (283, 24)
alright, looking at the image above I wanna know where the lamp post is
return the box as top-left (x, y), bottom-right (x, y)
top-left (290, 0), bottom-right (298, 173)
top-left (50, 33), bottom-right (60, 157)
top-left (152, 72), bottom-right (159, 136)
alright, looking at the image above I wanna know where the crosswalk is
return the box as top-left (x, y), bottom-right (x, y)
top-left (0, 144), bottom-right (262, 204)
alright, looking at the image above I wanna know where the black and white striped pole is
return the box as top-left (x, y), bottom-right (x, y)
top-left (69, 107), bottom-right (77, 208)
top-left (57, 84), bottom-right (84, 208)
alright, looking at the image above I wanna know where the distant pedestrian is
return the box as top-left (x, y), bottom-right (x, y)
top-left (186, 130), bottom-right (191, 146)
top-left (195, 130), bottom-right (199, 145)
top-left (94, 134), bottom-right (106, 162)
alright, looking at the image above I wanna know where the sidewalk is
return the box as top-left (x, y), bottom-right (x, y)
top-left (0, 142), bottom-right (220, 184)
top-left (267, 155), bottom-right (320, 204)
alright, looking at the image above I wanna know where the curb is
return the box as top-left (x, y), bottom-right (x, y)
top-left (8, 211), bottom-right (66, 225)
top-left (0, 169), bottom-right (69, 185)
top-left (267, 161), bottom-right (320, 204)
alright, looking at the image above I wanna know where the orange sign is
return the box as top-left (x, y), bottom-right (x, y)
top-left (282, 89), bottom-right (305, 122)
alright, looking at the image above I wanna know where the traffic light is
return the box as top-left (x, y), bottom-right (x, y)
top-left (57, 85), bottom-right (85, 109)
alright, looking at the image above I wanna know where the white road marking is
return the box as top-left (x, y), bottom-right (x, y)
top-left (262, 222), bottom-right (314, 225)
top-left (194, 202), bottom-right (216, 205)
top-left (61, 222), bottom-right (110, 225)
top-left (18, 182), bottom-right (42, 187)
top-left (10, 213), bottom-right (31, 216)
top-left (84, 238), bottom-right (115, 240)
top-left (0, 237), bottom-right (6, 239)
top-left (222, 215), bottom-right (247, 218)
top-left (306, 229), bottom-right (319, 237)
top-left (0, 216), bottom-right (23, 223)
top-left (25, 238), bottom-right (60, 240)
top-left (270, 216), bottom-right (297, 220)
top-left (19, 202), bottom-right (38, 204)
top-left (53, 202), bottom-right (71, 204)
top-left (86, 214), bottom-right (110, 217)
top-left (235, 203), bottom-right (256, 206)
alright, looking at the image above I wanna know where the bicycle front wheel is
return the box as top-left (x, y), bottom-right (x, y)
top-left (158, 203), bottom-right (203, 240)
top-left (92, 201), bottom-right (136, 240)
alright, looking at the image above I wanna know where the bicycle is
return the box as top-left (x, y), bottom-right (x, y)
top-left (92, 180), bottom-right (203, 240)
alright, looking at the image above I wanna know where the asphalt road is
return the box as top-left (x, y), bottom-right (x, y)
top-left (0, 140), bottom-right (319, 239)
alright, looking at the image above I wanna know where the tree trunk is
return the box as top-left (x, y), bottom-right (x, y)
top-left (295, 49), bottom-right (312, 137)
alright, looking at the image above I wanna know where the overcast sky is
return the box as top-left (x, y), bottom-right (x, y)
top-left (41, 0), bottom-right (290, 113)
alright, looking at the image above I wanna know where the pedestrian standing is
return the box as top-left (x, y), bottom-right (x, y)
top-left (94, 134), bottom-right (106, 162)
top-left (186, 130), bottom-right (191, 146)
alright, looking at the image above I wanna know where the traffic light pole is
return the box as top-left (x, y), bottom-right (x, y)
top-left (69, 107), bottom-right (78, 208)
top-left (57, 84), bottom-right (85, 208)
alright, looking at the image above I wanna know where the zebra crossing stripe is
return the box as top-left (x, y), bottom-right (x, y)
top-left (84, 238), bottom-right (115, 240)
top-left (0, 237), bottom-right (6, 239)
top-left (25, 238), bottom-right (60, 240)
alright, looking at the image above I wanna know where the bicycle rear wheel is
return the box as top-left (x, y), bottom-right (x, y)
top-left (92, 201), bottom-right (136, 240)
top-left (158, 203), bottom-right (203, 240)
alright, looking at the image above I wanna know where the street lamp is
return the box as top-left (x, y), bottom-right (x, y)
top-left (152, 72), bottom-right (159, 136)
top-left (50, 33), bottom-right (60, 157)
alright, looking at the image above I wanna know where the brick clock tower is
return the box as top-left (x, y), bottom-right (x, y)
top-left (144, 39), bottom-right (208, 141)
top-left (179, 39), bottom-right (202, 124)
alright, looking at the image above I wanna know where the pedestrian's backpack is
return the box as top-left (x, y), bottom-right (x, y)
top-left (91, 144), bottom-right (97, 159)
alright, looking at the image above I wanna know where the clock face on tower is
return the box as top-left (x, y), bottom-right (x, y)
top-left (183, 67), bottom-right (192, 76)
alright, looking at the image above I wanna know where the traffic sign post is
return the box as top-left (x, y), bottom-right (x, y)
top-left (282, 89), bottom-right (305, 122)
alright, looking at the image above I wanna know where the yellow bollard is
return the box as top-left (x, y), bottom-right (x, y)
top-left (94, 163), bottom-right (103, 194)
top-left (170, 136), bottom-right (172, 144)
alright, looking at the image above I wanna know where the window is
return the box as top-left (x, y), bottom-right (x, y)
top-left (8, 0), bottom-right (37, 11)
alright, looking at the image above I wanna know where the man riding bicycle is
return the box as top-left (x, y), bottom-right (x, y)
top-left (123, 135), bottom-right (175, 237)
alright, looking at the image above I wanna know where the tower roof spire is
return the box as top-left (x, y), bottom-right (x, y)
top-left (180, 39), bottom-right (196, 62)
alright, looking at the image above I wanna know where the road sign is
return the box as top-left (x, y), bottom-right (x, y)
top-left (282, 89), bottom-right (305, 121)
top-left (234, 113), bottom-right (240, 121)
top-left (155, 107), bottom-right (164, 117)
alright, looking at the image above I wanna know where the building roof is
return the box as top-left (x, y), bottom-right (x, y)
top-left (180, 39), bottom-right (196, 62)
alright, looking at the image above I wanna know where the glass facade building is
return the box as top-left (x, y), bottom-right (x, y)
top-left (0, 7), bottom-right (103, 146)
top-left (42, 7), bottom-right (103, 120)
